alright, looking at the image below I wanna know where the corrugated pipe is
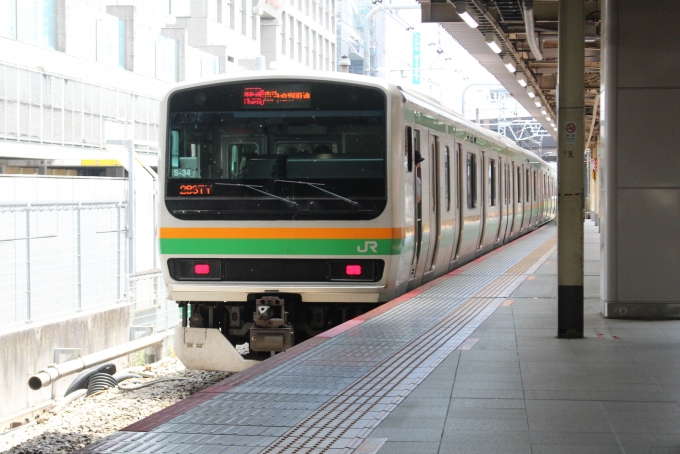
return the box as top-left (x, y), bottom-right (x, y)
top-left (523, 0), bottom-right (543, 61)
top-left (28, 331), bottom-right (171, 390)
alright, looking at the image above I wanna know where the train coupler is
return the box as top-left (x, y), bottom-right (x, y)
top-left (250, 296), bottom-right (294, 352)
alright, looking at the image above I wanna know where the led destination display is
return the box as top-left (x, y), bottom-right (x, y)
top-left (179, 184), bottom-right (213, 196)
top-left (243, 84), bottom-right (312, 108)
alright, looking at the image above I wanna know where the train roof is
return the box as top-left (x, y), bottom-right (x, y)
top-left (397, 86), bottom-right (545, 164)
top-left (163, 71), bottom-right (549, 169)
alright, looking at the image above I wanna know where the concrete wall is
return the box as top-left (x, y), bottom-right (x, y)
top-left (601, 0), bottom-right (680, 318)
top-left (0, 303), bottom-right (133, 421)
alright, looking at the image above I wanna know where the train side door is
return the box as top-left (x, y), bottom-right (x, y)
top-left (449, 142), bottom-right (463, 265)
top-left (540, 171), bottom-right (546, 223)
top-left (495, 157), bottom-right (504, 244)
top-left (531, 169), bottom-right (537, 227)
top-left (476, 150), bottom-right (486, 252)
top-left (442, 144), bottom-right (456, 269)
top-left (503, 162), bottom-right (512, 242)
top-left (408, 128), bottom-right (422, 282)
top-left (536, 170), bottom-right (545, 225)
top-left (455, 149), bottom-right (480, 263)
top-left (423, 134), bottom-right (441, 276)
top-left (523, 166), bottom-right (531, 232)
top-left (514, 163), bottom-right (524, 235)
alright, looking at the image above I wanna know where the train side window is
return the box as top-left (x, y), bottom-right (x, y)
top-left (506, 164), bottom-right (510, 205)
top-left (533, 171), bottom-right (537, 201)
top-left (456, 144), bottom-right (461, 210)
top-left (431, 141), bottom-right (437, 212)
top-left (489, 158), bottom-right (496, 207)
top-left (405, 126), bottom-right (413, 172)
top-left (504, 164), bottom-right (507, 205)
top-left (467, 152), bottom-right (476, 209)
top-left (516, 166), bottom-right (521, 204)
top-left (525, 168), bottom-right (530, 202)
top-left (444, 146), bottom-right (451, 212)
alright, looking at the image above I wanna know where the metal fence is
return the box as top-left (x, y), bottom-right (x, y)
top-left (0, 63), bottom-right (161, 149)
top-left (130, 270), bottom-right (179, 335)
top-left (0, 200), bottom-right (177, 333)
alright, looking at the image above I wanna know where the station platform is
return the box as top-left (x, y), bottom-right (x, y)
top-left (81, 221), bottom-right (680, 454)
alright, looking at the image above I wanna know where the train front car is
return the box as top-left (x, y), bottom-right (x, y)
top-left (158, 74), bottom-right (403, 371)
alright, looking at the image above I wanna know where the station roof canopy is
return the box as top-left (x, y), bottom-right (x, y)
top-left (419, 0), bottom-right (600, 146)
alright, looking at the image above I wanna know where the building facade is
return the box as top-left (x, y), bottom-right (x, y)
top-left (336, 0), bottom-right (386, 76)
top-left (0, 0), bottom-right (337, 174)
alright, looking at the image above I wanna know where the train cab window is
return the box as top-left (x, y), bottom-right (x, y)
top-left (467, 152), bottom-right (477, 209)
top-left (165, 80), bottom-right (387, 221)
top-left (444, 146), bottom-right (451, 211)
top-left (525, 168), bottom-right (530, 202)
top-left (488, 158), bottom-right (496, 207)
top-left (516, 166), bottom-right (521, 204)
top-left (405, 126), bottom-right (413, 172)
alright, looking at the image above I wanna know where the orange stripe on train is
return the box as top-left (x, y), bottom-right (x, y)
top-left (160, 227), bottom-right (406, 240)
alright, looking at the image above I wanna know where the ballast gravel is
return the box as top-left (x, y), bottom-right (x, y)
top-left (0, 358), bottom-right (232, 454)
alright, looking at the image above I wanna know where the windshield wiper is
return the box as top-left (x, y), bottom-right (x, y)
top-left (275, 180), bottom-right (358, 206)
top-left (215, 183), bottom-right (297, 206)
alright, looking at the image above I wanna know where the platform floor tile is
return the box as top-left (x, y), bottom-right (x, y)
top-left (365, 221), bottom-right (680, 454)
top-left (80, 225), bottom-right (557, 453)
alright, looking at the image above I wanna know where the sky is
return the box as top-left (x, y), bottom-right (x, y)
top-left (378, 5), bottom-right (532, 122)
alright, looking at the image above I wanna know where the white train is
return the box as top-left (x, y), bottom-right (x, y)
top-left (158, 72), bottom-right (556, 371)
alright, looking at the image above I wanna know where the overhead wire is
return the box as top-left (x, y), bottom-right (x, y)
top-left (339, 3), bottom-right (484, 94)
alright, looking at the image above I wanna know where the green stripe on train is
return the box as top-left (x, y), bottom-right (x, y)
top-left (160, 238), bottom-right (403, 256)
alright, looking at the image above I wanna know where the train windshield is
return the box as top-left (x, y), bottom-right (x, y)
top-left (165, 80), bottom-right (387, 221)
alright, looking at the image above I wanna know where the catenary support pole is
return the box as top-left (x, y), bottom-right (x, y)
top-left (557, 0), bottom-right (585, 337)
top-left (126, 139), bottom-right (135, 276)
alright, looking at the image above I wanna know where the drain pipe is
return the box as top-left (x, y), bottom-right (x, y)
top-left (522, 0), bottom-right (543, 61)
top-left (28, 330), bottom-right (172, 390)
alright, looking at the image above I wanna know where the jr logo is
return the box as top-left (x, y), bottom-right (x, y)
top-left (357, 241), bottom-right (378, 253)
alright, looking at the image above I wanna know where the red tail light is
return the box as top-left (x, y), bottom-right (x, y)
top-left (194, 264), bottom-right (211, 275)
top-left (345, 265), bottom-right (362, 276)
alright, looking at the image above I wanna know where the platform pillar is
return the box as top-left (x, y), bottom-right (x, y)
top-left (557, 0), bottom-right (584, 338)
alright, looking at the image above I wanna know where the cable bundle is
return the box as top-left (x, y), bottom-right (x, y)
top-left (85, 373), bottom-right (118, 397)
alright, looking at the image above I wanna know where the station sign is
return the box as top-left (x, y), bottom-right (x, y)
top-left (565, 122), bottom-right (577, 144)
